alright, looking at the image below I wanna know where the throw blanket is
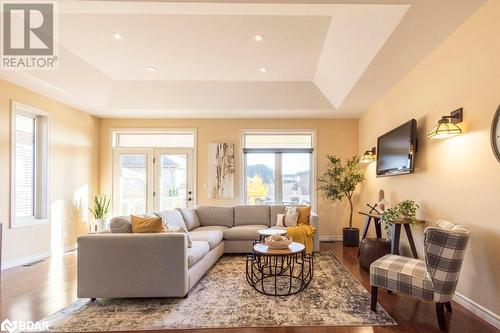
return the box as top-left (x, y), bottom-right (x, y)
top-left (287, 224), bottom-right (316, 254)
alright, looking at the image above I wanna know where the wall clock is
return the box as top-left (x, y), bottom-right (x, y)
top-left (492, 105), bottom-right (500, 163)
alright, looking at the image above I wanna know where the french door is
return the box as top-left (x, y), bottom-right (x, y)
top-left (113, 148), bottom-right (194, 215)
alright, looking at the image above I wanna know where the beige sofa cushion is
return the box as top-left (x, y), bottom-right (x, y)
top-left (234, 205), bottom-right (270, 226)
top-left (223, 225), bottom-right (269, 240)
top-left (177, 208), bottom-right (201, 231)
top-left (189, 226), bottom-right (225, 249)
top-left (196, 206), bottom-right (234, 228)
top-left (187, 241), bottom-right (210, 268)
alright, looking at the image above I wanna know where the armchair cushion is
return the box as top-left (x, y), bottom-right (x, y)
top-left (370, 254), bottom-right (434, 301)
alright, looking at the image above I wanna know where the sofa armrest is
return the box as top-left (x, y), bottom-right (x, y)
top-left (309, 212), bottom-right (320, 252)
top-left (77, 233), bottom-right (188, 298)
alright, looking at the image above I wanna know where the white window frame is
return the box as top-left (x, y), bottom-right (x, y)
top-left (240, 129), bottom-right (316, 210)
top-left (10, 101), bottom-right (49, 228)
top-left (109, 128), bottom-right (198, 215)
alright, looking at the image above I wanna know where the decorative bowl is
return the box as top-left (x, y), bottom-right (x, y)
top-left (265, 235), bottom-right (293, 249)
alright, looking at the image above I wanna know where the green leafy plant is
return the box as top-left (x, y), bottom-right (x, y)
top-left (89, 194), bottom-right (111, 220)
top-left (318, 155), bottom-right (365, 229)
top-left (381, 200), bottom-right (419, 238)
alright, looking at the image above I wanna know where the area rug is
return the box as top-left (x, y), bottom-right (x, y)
top-left (43, 251), bottom-right (395, 331)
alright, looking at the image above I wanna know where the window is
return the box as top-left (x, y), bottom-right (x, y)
top-left (112, 130), bottom-right (195, 148)
top-left (111, 129), bottom-right (196, 215)
top-left (11, 102), bottom-right (49, 227)
top-left (243, 132), bottom-right (314, 206)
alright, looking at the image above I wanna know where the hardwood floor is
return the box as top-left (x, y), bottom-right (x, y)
top-left (0, 242), bottom-right (496, 333)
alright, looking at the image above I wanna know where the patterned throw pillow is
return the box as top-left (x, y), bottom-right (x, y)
top-left (284, 206), bottom-right (298, 227)
top-left (167, 225), bottom-right (193, 248)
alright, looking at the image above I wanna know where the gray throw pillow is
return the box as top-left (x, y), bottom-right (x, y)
top-left (109, 216), bottom-right (132, 233)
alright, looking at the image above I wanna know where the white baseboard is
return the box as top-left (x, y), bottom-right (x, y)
top-left (1, 244), bottom-right (77, 270)
top-left (319, 235), bottom-right (343, 242)
top-left (453, 292), bottom-right (500, 329)
top-left (64, 243), bottom-right (77, 252)
top-left (1, 251), bottom-right (51, 270)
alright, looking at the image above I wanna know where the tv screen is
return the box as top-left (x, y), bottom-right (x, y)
top-left (376, 119), bottom-right (417, 177)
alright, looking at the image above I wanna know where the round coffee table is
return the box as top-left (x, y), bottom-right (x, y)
top-left (246, 242), bottom-right (313, 296)
top-left (258, 228), bottom-right (287, 242)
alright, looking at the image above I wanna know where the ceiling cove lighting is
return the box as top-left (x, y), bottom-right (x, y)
top-left (254, 34), bottom-right (264, 42)
top-left (360, 147), bottom-right (376, 164)
top-left (259, 67), bottom-right (267, 73)
top-left (147, 65), bottom-right (158, 72)
top-left (427, 108), bottom-right (464, 139)
top-left (112, 32), bottom-right (124, 40)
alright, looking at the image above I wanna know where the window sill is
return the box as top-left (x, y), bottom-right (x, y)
top-left (10, 218), bottom-right (49, 229)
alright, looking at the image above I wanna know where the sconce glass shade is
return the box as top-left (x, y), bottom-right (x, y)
top-left (360, 148), bottom-right (376, 164)
top-left (427, 121), bottom-right (462, 139)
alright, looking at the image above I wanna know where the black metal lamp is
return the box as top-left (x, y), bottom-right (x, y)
top-left (427, 108), bottom-right (463, 139)
top-left (360, 147), bottom-right (376, 164)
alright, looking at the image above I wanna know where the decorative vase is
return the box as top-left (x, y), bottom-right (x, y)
top-left (95, 219), bottom-right (107, 232)
top-left (343, 227), bottom-right (360, 247)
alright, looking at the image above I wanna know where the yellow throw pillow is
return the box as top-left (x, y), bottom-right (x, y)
top-left (297, 206), bottom-right (311, 225)
top-left (131, 215), bottom-right (165, 233)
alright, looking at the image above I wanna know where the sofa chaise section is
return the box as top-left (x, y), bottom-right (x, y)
top-left (77, 231), bottom-right (223, 299)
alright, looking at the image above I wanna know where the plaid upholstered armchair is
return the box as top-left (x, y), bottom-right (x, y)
top-left (370, 220), bottom-right (470, 331)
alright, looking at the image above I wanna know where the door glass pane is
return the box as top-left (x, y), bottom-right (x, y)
top-left (282, 153), bottom-right (311, 205)
top-left (15, 114), bottom-right (35, 217)
top-left (246, 153), bottom-right (275, 204)
top-left (119, 154), bottom-right (147, 215)
top-left (159, 154), bottom-right (188, 209)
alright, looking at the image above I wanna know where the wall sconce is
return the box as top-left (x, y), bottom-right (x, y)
top-left (427, 108), bottom-right (463, 139)
top-left (360, 147), bottom-right (376, 164)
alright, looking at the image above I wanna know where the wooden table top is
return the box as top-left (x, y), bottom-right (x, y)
top-left (358, 211), bottom-right (425, 224)
top-left (253, 242), bottom-right (305, 255)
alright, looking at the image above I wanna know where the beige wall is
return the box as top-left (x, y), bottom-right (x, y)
top-left (0, 79), bottom-right (100, 264)
top-left (99, 118), bottom-right (358, 238)
top-left (358, 0), bottom-right (500, 315)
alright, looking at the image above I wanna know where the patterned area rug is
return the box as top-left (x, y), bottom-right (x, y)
top-left (44, 251), bottom-right (395, 331)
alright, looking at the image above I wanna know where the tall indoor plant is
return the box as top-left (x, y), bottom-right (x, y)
top-left (89, 194), bottom-right (111, 232)
top-left (318, 155), bottom-right (365, 247)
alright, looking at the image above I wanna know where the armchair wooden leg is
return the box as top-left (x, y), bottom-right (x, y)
top-left (371, 286), bottom-right (378, 311)
top-left (436, 303), bottom-right (447, 331)
top-left (90, 298), bottom-right (96, 302)
top-left (444, 301), bottom-right (452, 312)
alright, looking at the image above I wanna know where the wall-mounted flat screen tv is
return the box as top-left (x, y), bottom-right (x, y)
top-left (376, 119), bottom-right (417, 177)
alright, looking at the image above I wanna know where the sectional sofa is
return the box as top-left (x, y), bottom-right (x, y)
top-left (77, 205), bottom-right (319, 299)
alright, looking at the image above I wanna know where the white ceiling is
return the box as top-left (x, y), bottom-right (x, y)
top-left (0, 0), bottom-right (487, 118)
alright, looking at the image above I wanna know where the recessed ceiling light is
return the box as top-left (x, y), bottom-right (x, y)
top-left (260, 67), bottom-right (267, 73)
top-left (254, 34), bottom-right (264, 42)
top-left (147, 65), bottom-right (158, 72)
top-left (112, 32), bottom-right (124, 40)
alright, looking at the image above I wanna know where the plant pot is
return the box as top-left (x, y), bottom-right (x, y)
top-left (343, 227), bottom-right (360, 247)
top-left (94, 219), bottom-right (107, 232)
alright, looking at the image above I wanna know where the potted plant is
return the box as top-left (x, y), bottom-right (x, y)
top-left (89, 194), bottom-right (111, 232)
top-left (318, 155), bottom-right (365, 247)
top-left (381, 200), bottom-right (419, 238)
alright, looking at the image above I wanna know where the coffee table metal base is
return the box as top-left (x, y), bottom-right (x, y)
top-left (246, 250), bottom-right (313, 296)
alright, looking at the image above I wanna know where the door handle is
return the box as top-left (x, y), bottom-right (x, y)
top-left (187, 197), bottom-right (192, 201)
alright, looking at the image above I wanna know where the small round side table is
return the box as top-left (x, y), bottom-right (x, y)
top-left (246, 242), bottom-right (313, 296)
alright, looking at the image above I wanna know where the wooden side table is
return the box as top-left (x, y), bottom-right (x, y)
top-left (358, 211), bottom-right (424, 259)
